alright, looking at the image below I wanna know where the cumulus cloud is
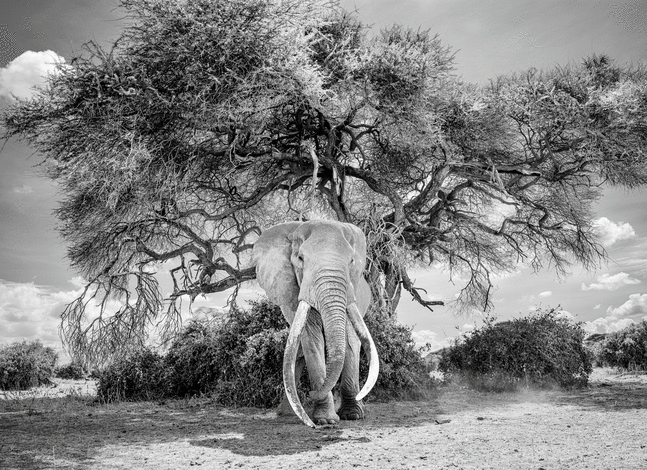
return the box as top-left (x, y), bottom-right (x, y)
top-left (0, 276), bottom-right (259, 360)
top-left (68, 276), bottom-right (87, 289)
top-left (0, 279), bottom-right (80, 353)
top-left (606, 293), bottom-right (647, 317)
top-left (0, 50), bottom-right (65, 100)
top-left (583, 316), bottom-right (635, 335)
top-left (582, 272), bottom-right (641, 291)
top-left (538, 291), bottom-right (552, 298)
top-left (593, 217), bottom-right (636, 246)
top-left (554, 309), bottom-right (574, 320)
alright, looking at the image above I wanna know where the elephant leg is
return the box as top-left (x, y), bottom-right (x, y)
top-left (301, 309), bottom-right (339, 425)
top-left (337, 323), bottom-right (365, 420)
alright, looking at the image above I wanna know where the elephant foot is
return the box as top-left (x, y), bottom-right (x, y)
top-left (337, 398), bottom-right (365, 420)
top-left (313, 415), bottom-right (339, 425)
top-left (311, 408), bottom-right (340, 425)
top-left (278, 394), bottom-right (339, 425)
top-left (310, 393), bottom-right (339, 425)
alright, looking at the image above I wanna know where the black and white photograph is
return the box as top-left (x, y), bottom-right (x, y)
top-left (1, 0), bottom-right (646, 468)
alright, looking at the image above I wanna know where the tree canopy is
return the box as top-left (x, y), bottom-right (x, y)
top-left (3, 0), bottom-right (647, 363)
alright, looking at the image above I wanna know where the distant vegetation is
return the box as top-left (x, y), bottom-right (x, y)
top-left (0, 340), bottom-right (58, 390)
top-left (54, 360), bottom-right (91, 380)
top-left (597, 320), bottom-right (647, 370)
top-left (439, 308), bottom-right (592, 391)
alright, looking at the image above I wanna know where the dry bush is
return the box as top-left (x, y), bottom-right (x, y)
top-left (166, 299), bottom-right (291, 408)
top-left (361, 308), bottom-right (435, 401)
top-left (96, 348), bottom-right (167, 402)
top-left (55, 361), bottom-right (90, 380)
top-left (601, 320), bottom-right (647, 370)
top-left (440, 307), bottom-right (592, 391)
top-left (0, 341), bottom-right (58, 391)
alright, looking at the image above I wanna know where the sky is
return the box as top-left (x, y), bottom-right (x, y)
top-left (1, 0), bottom-right (646, 358)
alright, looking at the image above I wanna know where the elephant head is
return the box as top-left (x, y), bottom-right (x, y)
top-left (252, 220), bottom-right (379, 427)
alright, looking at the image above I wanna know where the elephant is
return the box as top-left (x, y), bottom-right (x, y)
top-left (252, 219), bottom-right (380, 428)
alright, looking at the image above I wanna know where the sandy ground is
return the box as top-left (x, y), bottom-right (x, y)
top-left (1, 369), bottom-right (646, 469)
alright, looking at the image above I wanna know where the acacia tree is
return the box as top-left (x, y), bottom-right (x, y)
top-left (3, 0), bottom-right (647, 363)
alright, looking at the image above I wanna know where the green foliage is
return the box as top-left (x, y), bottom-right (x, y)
top-left (0, 341), bottom-right (58, 391)
top-left (440, 308), bottom-right (592, 391)
top-left (600, 321), bottom-right (647, 370)
top-left (96, 299), bottom-right (291, 406)
top-left (55, 361), bottom-right (89, 380)
top-left (96, 348), bottom-right (167, 402)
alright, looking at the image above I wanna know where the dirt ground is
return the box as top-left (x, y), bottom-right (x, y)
top-left (1, 368), bottom-right (646, 469)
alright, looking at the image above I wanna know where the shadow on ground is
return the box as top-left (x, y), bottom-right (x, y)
top-left (0, 395), bottom-right (445, 468)
top-left (557, 381), bottom-right (647, 410)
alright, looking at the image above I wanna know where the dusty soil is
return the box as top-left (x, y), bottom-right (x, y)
top-left (1, 369), bottom-right (646, 469)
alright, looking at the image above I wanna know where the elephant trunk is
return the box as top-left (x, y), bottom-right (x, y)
top-left (308, 270), bottom-right (348, 401)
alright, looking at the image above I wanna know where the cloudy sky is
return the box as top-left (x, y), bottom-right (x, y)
top-left (1, 0), bottom-right (646, 357)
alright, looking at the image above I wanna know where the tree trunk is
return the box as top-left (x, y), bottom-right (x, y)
top-left (383, 262), bottom-right (401, 318)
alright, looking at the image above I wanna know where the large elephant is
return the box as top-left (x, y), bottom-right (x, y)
top-left (252, 220), bottom-right (380, 427)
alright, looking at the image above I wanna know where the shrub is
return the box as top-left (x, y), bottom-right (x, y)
top-left (96, 347), bottom-right (167, 402)
top-left (600, 321), bottom-right (647, 370)
top-left (583, 333), bottom-right (608, 367)
top-left (55, 360), bottom-right (89, 380)
top-left (361, 308), bottom-right (434, 401)
top-left (0, 340), bottom-right (58, 390)
top-left (166, 298), bottom-right (293, 408)
top-left (440, 307), bottom-right (592, 391)
top-left (97, 298), bottom-right (435, 405)
top-left (164, 321), bottom-right (223, 397)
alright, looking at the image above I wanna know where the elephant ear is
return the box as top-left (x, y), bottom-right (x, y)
top-left (252, 222), bottom-right (302, 313)
top-left (344, 223), bottom-right (367, 267)
top-left (341, 222), bottom-right (368, 287)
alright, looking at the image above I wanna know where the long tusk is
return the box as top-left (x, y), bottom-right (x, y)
top-left (283, 300), bottom-right (316, 428)
top-left (348, 302), bottom-right (380, 401)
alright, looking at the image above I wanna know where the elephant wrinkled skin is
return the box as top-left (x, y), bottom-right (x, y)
top-left (252, 220), bottom-right (379, 427)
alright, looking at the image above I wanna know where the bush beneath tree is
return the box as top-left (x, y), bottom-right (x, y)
top-left (439, 307), bottom-right (592, 391)
top-left (362, 310), bottom-right (434, 401)
top-left (96, 298), bottom-right (434, 405)
top-left (165, 299), bottom-right (291, 407)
